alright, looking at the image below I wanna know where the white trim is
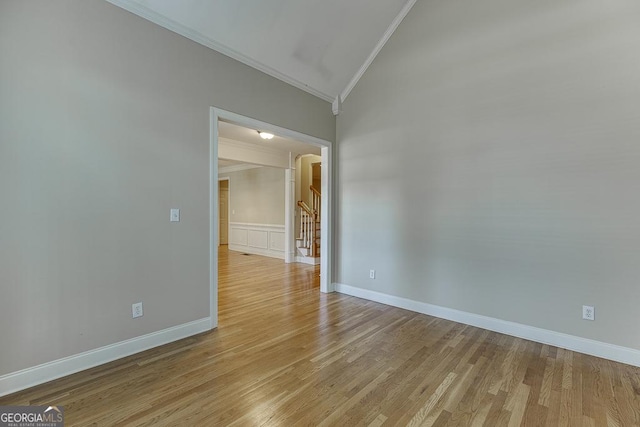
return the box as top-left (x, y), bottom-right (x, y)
top-left (230, 246), bottom-right (283, 260)
top-left (105, 0), bottom-right (333, 102)
top-left (340, 0), bottom-right (417, 102)
top-left (229, 222), bottom-right (284, 229)
top-left (228, 223), bottom-right (285, 259)
top-left (210, 109), bottom-right (219, 330)
top-left (284, 167), bottom-right (295, 264)
top-left (0, 318), bottom-right (210, 398)
top-left (332, 95), bottom-right (342, 116)
top-left (334, 283), bottom-right (640, 368)
top-left (319, 146), bottom-right (331, 293)
top-left (295, 256), bottom-right (321, 265)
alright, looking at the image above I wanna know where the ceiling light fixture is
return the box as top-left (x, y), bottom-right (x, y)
top-left (258, 131), bottom-right (274, 140)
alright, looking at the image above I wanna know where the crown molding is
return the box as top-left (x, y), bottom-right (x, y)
top-left (105, 0), bottom-right (334, 102)
top-left (340, 0), bottom-right (417, 102)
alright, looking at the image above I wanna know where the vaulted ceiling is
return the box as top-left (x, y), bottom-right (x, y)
top-left (106, 0), bottom-right (416, 103)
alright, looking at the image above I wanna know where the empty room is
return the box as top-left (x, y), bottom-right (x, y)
top-left (2, 0), bottom-right (640, 425)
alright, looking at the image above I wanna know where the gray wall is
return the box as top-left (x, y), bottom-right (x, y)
top-left (337, 0), bottom-right (640, 349)
top-left (0, 0), bottom-right (333, 376)
top-left (223, 167), bottom-right (285, 225)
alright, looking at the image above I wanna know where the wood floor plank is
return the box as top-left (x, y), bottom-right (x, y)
top-left (406, 372), bottom-right (457, 427)
top-left (3, 246), bottom-right (640, 426)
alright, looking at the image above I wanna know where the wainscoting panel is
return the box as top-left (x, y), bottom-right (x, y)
top-left (248, 230), bottom-right (269, 249)
top-left (228, 223), bottom-right (285, 259)
top-left (270, 231), bottom-right (285, 251)
top-left (230, 228), bottom-right (248, 246)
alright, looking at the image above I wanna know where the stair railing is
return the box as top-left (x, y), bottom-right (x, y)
top-left (297, 201), bottom-right (316, 257)
top-left (310, 185), bottom-right (321, 221)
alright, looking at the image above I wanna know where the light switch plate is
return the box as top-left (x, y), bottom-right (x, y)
top-left (170, 208), bottom-right (180, 222)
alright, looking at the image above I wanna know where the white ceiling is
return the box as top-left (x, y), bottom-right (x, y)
top-left (218, 120), bottom-right (320, 157)
top-left (106, 0), bottom-right (415, 102)
top-left (218, 158), bottom-right (244, 169)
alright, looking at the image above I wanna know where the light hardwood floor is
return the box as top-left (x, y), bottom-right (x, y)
top-left (3, 246), bottom-right (640, 426)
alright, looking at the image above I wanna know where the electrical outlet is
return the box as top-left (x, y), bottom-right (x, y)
top-left (582, 305), bottom-right (594, 321)
top-left (369, 269), bottom-right (376, 279)
top-left (132, 302), bottom-right (143, 318)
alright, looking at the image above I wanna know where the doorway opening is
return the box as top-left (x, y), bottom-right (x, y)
top-left (209, 108), bottom-right (333, 329)
top-left (294, 154), bottom-right (322, 265)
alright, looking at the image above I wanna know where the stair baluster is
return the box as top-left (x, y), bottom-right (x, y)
top-left (297, 185), bottom-right (321, 259)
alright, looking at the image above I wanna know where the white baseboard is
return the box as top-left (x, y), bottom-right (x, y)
top-left (334, 283), bottom-right (640, 368)
top-left (295, 256), bottom-right (321, 265)
top-left (229, 245), bottom-right (284, 260)
top-left (0, 318), bottom-right (211, 398)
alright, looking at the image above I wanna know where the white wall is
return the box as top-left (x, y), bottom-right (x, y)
top-left (337, 0), bottom-right (640, 351)
top-left (0, 0), bottom-right (334, 384)
top-left (223, 167), bottom-right (285, 225)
